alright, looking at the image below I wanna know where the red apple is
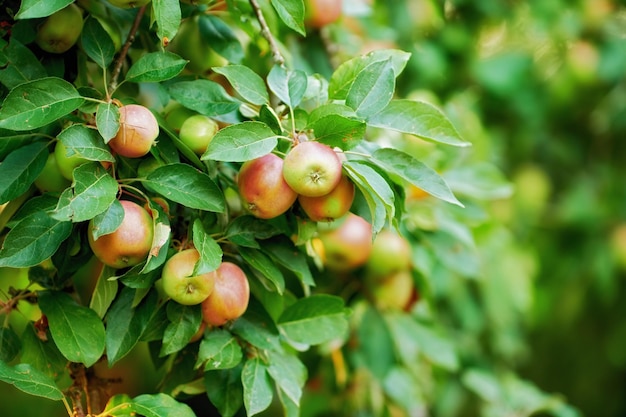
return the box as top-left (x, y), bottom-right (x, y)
top-left (317, 213), bottom-right (373, 271)
top-left (201, 262), bottom-right (249, 326)
top-left (365, 229), bottom-right (412, 277)
top-left (366, 269), bottom-right (415, 311)
top-left (161, 248), bottom-right (216, 306)
top-left (305, 0), bottom-right (342, 29)
top-left (108, 104), bottom-right (159, 158)
top-left (282, 141), bottom-right (343, 197)
top-left (298, 174), bottom-right (355, 222)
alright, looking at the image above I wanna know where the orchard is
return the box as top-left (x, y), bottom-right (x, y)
top-left (1, 1), bottom-right (625, 417)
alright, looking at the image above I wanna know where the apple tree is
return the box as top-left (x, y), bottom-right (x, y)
top-left (0, 1), bottom-right (580, 416)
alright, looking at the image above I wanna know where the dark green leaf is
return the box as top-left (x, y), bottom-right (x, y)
top-left (96, 103), bottom-right (120, 142)
top-left (271, 0), bottom-right (305, 36)
top-left (198, 15), bottom-right (245, 63)
top-left (0, 361), bottom-right (63, 400)
top-left (89, 199), bottom-right (123, 241)
top-left (20, 323), bottom-right (67, 380)
top-left (160, 303), bottom-right (203, 356)
top-left (38, 290), bottom-right (105, 367)
top-left (144, 163), bottom-right (225, 212)
top-left (0, 141), bottom-right (47, 204)
top-left (152, 0), bottom-right (182, 43)
top-left (242, 356), bottom-right (273, 416)
top-left (238, 246), bottom-right (285, 294)
top-left (231, 300), bottom-right (282, 351)
top-left (0, 39), bottom-right (47, 89)
top-left (0, 327), bottom-right (21, 363)
top-left (0, 77), bottom-right (84, 131)
top-left (264, 237), bottom-right (315, 287)
top-left (213, 65), bottom-right (269, 106)
top-left (266, 350), bottom-right (307, 405)
top-left (89, 266), bottom-right (119, 319)
top-left (132, 393), bottom-right (196, 417)
top-left (126, 52), bottom-right (187, 83)
top-left (278, 295), bottom-right (350, 345)
top-left (346, 59), bottom-right (395, 118)
top-left (367, 100), bottom-right (470, 147)
top-left (267, 65), bottom-right (307, 109)
top-left (192, 219), bottom-right (223, 275)
top-left (81, 17), bottom-right (116, 69)
top-left (205, 366), bottom-right (244, 417)
top-left (167, 79), bottom-right (239, 117)
top-left (196, 329), bottom-right (243, 371)
top-left (225, 215), bottom-right (282, 248)
top-left (202, 121), bottom-right (278, 162)
top-left (15, 0), bottom-right (72, 19)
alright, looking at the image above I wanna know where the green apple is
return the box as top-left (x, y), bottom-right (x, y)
top-left (54, 140), bottom-right (89, 181)
top-left (35, 4), bottom-right (84, 54)
top-left (161, 248), bottom-right (216, 306)
top-left (34, 152), bottom-right (72, 192)
top-left (365, 229), bottom-right (412, 277)
top-left (179, 115), bottom-right (219, 155)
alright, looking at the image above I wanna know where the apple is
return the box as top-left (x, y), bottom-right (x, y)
top-left (237, 153), bottom-right (298, 219)
top-left (35, 4), bottom-right (84, 54)
top-left (282, 141), bottom-right (343, 197)
top-left (298, 174), bottom-right (355, 222)
top-left (164, 104), bottom-right (198, 132)
top-left (365, 229), bottom-right (412, 277)
top-left (201, 262), bottom-right (249, 326)
top-left (317, 213), bottom-right (373, 271)
top-left (34, 152), bottom-right (72, 192)
top-left (179, 115), bottom-right (219, 155)
top-left (108, 104), bottom-right (159, 158)
top-left (161, 248), bottom-right (216, 306)
top-left (88, 200), bottom-right (154, 269)
top-left (366, 269), bottom-right (415, 311)
top-left (305, 0), bottom-right (342, 29)
top-left (54, 140), bottom-right (89, 181)
top-left (106, 0), bottom-right (151, 8)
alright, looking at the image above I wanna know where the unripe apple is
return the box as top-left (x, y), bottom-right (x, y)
top-left (161, 248), bottom-right (216, 306)
top-left (305, 0), bottom-right (342, 29)
top-left (35, 4), bottom-right (84, 54)
top-left (366, 269), bottom-right (415, 311)
top-left (106, 0), bottom-right (151, 8)
top-left (108, 104), bottom-right (159, 158)
top-left (282, 141), bottom-right (343, 197)
top-left (54, 140), bottom-right (89, 181)
top-left (298, 174), bottom-right (354, 222)
top-left (34, 152), bottom-right (72, 192)
top-left (179, 115), bottom-right (219, 155)
top-left (365, 229), bottom-right (412, 277)
top-left (317, 213), bottom-right (373, 271)
top-left (164, 104), bottom-right (198, 132)
top-left (201, 262), bottom-right (250, 326)
top-left (88, 200), bottom-right (154, 269)
top-left (238, 153), bottom-right (298, 219)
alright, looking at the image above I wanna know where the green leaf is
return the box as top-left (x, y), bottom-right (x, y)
top-left (264, 237), bottom-right (315, 287)
top-left (144, 163), bottom-right (225, 212)
top-left (225, 215), bottom-right (282, 248)
top-left (372, 148), bottom-right (463, 207)
top-left (329, 49), bottom-right (411, 99)
top-left (105, 287), bottom-right (158, 366)
top-left (266, 350), bottom-right (307, 405)
top-left (141, 203), bottom-right (172, 274)
top-left (81, 17), bottom-right (116, 69)
top-left (242, 356), bottom-right (273, 416)
top-left (57, 124), bottom-right (115, 162)
top-left (96, 103), bottom-right (121, 142)
top-left (132, 393), bottom-right (196, 417)
top-left (309, 114), bottom-right (365, 150)
top-left (267, 65), bottom-right (307, 109)
top-left (0, 361), bottom-right (64, 401)
top-left (0, 141), bottom-right (48, 204)
top-left (198, 15), bottom-right (245, 63)
top-left (213, 65), bottom-right (269, 106)
top-left (205, 367), bottom-right (244, 417)
top-left (271, 0), bottom-right (305, 35)
top-left (444, 163), bottom-right (514, 199)
top-left (202, 121), bottom-right (278, 162)
top-left (231, 300), bottom-right (282, 352)
top-left (38, 290), bottom-right (105, 367)
top-left (367, 100), bottom-right (470, 147)
top-left (238, 247), bottom-right (285, 294)
top-left (50, 163), bottom-right (119, 222)
top-left (0, 327), bottom-right (21, 363)
top-left (20, 323), bottom-right (67, 380)
top-left (167, 79), bottom-right (240, 117)
top-left (15, 0), bottom-right (73, 19)
top-left (196, 329), bottom-right (243, 371)
top-left (0, 210), bottom-right (72, 268)
top-left (126, 52), bottom-right (187, 83)
top-left (346, 59), bottom-right (395, 118)
top-left (0, 77), bottom-right (84, 131)
top-left (160, 303), bottom-right (203, 357)
top-left (152, 0), bottom-right (182, 44)
top-left (278, 295), bottom-right (350, 345)
top-left (192, 219), bottom-right (223, 275)
top-left (0, 39), bottom-right (47, 90)
top-left (89, 199), bottom-right (123, 240)
top-left (89, 266), bottom-right (119, 319)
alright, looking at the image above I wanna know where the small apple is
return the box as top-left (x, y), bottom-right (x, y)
top-left (108, 104), bottom-right (159, 158)
top-left (317, 213), bottom-right (373, 271)
top-left (106, 0), bottom-right (151, 8)
top-left (237, 153), bottom-right (298, 219)
top-left (365, 229), bottom-right (412, 277)
top-left (179, 115), bottom-right (219, 155)
top-left (298, 174), bottom-right (355, 222)
top-left (54, 140), bottom-right (90, 181)
top-left (88, 200), bottom-right (154, 269)
top-left (164, 104), bottom-right (198, 132)
top-left (305, 0), bottom-right (342, 29)
top-left (34, 152), bottom-right (72, 192)
top-left (201, 262), bottom-right (249, 326)
top-left (366, 269), bottom-right (415, 311)
top-left (282, 141), bottom-right (343, 197)
top-left (161, 248), bottom-right (216, 306)
top-left (35, 4), bottom-right (84, 54)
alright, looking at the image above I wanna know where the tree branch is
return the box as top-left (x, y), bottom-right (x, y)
top-left (248, 0), bottom-right (285, 67)
top-left (108, 5), bottom-right (147, 97)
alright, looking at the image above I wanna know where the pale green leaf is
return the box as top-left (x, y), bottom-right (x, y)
top-left (202, 121), bottom-right (278, 162)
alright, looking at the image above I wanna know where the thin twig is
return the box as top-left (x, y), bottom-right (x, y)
top-left (248, 0), bottom-right (285, 67)
top-left (108, 5), bottom-right (147, 97)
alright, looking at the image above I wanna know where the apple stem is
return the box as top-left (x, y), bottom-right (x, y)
top-left (248, 0), bottom-right (286, 67)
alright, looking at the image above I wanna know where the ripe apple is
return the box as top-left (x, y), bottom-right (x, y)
top-left (366, 269), bottom-right (415, 311)
top-left (88, 200), bottom-right (154, 269)
top-left (108, 104), bottom-right (159, 158)
top-left (161, 248), bottom-right (216, 306)
top-left (282, 141), bottom-right (343, 197)
top-left (298, 174), bottom-right (355, 221)
top-left (179, 115), bottom-right (219, 155)
top-left (106, 0), bottom-right (151, 8)
top-left (365, 229), bottom-right (412, 277)
top-left (35, 4), bottom-right (84, 54)
top-left (201, 262), bottom-right (249, 326)
top-left (54, 140), bottom-right (89, 181)
top-left (305, 0), bottom-right (342, 29)
top-left (237, 153), bottom-right (298, 219)
top-left (317, 213), bottom-right (373, 271)
top-left (34, 152), bottom-right (72, 192)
